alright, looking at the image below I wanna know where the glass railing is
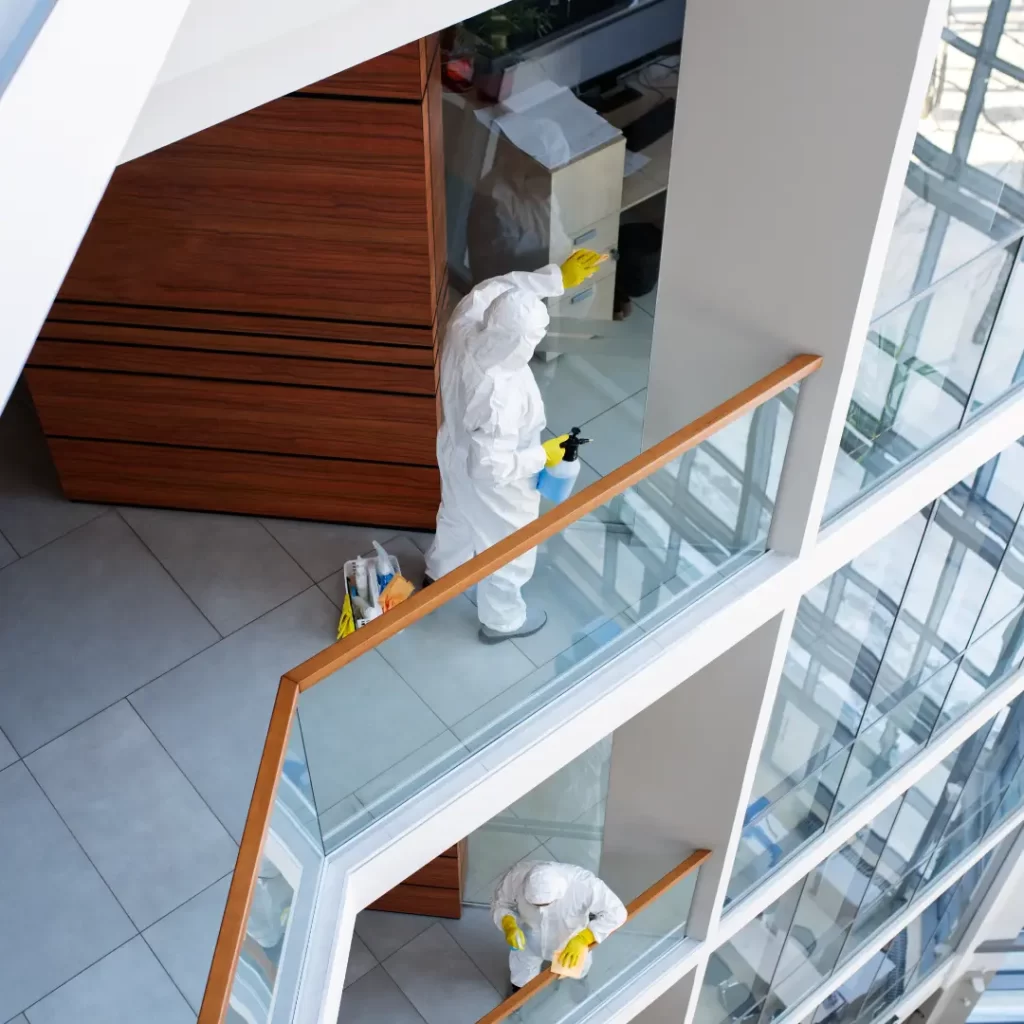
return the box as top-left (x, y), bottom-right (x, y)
top-left (1, 0), bottom-right (55, 95)
top-left (827, 231), bottom-right (1024, 518)
top-left (196, 354), bottom-right (822, 1024)
top-left (477, 850), bottom-right (709, 1024)
top-left (296, 379), bottom-right (802, 855)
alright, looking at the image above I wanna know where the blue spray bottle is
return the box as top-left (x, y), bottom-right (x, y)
top-left (537, 427), bottom-right (590, 503)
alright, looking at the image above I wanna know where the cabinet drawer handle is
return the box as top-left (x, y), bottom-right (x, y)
top-left (573, 228), bottom-right (598, 245)
top-left (570, 287), bottom-right (594, 304)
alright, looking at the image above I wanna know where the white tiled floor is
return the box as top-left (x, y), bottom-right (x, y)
top-left (0, 311), bottom-right (657, 1023)
top-left (0, 388), bottom-right (462, 1023)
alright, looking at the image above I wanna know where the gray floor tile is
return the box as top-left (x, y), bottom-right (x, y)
top-left (24, 937), bottom-right (194, 1024)
top-left (441, 907), bottom-right (512, 995)
top-left (261, 518), bottom-right (398, 583)
top-left (26, 702), bottom-right (237, 929)
top-left (338, 966), bottom-right (425, 1024)
top-left (0, 727), bottom-right (16, 772)
top-left (0, 763), bottom-right (134, 1022)
top-left (0, 513), bottom-right (218, 754)
top-left (376, 594), bottom-right (536, 727)
top-left (382, 922), bottom-right (501, 1024)
top-left (355, 910), bottom-right (439, 962)
top-left (0, 392), bottom-right (105, 556)
top-left (143, 875), bottom-right (231, 1012)
top-left (121, 507), bottom-right (311, 635)
top-left (131, 588), bottom-right (337, 841)
top-left (297, 649), bottom-right (448, 814)
top-left (0, 530), bottom-right (16, 569)
top-left (345, 935), bottom-right (378, 990)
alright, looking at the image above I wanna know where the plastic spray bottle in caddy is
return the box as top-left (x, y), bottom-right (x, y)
top-left (537, 427), bottom-right (590, 503)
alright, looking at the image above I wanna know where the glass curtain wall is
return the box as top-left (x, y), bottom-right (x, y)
top-left (730, 439), bottom-right (1024, 902)
top-left (827, 0), bottom-right (1024, 515)
top-left (698, 695), bottom-right (1024, 1024)
top-left (805, 861), bottom-right (991, 1024)
top-left (440, 0), bottom-right (685, 475)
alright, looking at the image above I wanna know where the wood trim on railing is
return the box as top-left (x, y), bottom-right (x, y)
top-left (475, 848), bottom-right (713, 1024)
top-left (286, 353), bottom-right (822, 691)
top-left (198, 678), bottom-right (298, 1024)
top-left (196, 353), bottom-right (822, 1022)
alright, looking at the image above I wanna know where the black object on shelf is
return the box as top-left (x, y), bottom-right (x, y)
top-left (623, 98), bottom-right (676, 152)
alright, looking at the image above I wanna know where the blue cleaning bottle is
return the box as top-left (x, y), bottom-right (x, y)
top-left (537, 427), bottom-right (590, 503)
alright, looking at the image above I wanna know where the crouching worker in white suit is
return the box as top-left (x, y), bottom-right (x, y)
top-left (424, 252), bottom-right (604, 643)
top-left (491, 860), bottom-right (627, 989)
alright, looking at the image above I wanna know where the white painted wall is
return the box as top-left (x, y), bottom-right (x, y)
top-left (0, 0), bottom-right (191, 414)
top-left (122, 0), bottom-right (495, 161)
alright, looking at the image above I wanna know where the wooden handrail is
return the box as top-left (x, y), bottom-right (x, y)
top-left (197, 353), bottom-right (821, 1022)
top-left (475, 848), bottom-right (713, 1024)
top-left (286, 353), bottom-right (821, 691)
top-left (198, 678), bottom-right (298, 1024)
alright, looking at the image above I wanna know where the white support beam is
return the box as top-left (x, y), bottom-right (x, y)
top-left (0, 0), bottom-right (192, 411)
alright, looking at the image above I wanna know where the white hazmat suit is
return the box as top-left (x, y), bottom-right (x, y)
top-left (491, 860), bottom-right (627, 987)
top-left (424, 265), bottom-right (565, 634)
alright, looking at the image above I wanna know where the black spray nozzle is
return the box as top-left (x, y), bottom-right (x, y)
top-left (560, 427), bottom-right (590, 462)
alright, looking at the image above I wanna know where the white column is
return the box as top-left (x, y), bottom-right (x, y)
top-left (600, 609), bottom-right (797, 1024)
top-left (642, 0), bottom-right (949, 557)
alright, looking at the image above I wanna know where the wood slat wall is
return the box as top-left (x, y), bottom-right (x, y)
top-left (29, 36), bottom-right (446, 530)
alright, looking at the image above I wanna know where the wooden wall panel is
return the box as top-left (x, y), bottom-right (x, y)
top-left (29, 340), bottom-right (436, 395)
top-left (57, 97), bottom-right (438, 326)
top-left (32, 36), bottom-right (446, 530)
top-left (37, 320), bottom-right (437, 370)
top-left (48, 438), bottom-right (440, 530)
top-left (47, 304), bottom-right (437, 351)
top-left (27, 368), bottom-right (437, 466)
top-left (300, 35), bottom-right (439, 100)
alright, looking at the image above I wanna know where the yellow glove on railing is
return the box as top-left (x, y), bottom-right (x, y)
top-left (560, 249), bottom-right (606, 289)
top-left (502, 914), bottom-right (526, 950)
top-left (558, 928), bottom-right (596, 968)
top-left (542, 434), bottom-right (570, 468)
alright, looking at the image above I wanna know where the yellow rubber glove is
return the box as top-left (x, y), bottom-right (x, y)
top-left (559, 928), bottom-right (596, 968)
top-left (542, 434), bottom-right (570, 468)
top-left (560, 249), bottom-right (606, 289)
top-left (502, 915), bottom-right (526, 950)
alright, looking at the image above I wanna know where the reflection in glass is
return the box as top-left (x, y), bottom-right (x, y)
top-left (730, 443), bottom-right (1024, 902)
top-left (703, 697), bottom-right (1024, 1024)
top-left (442, 0), bottom-right (686, 476)
top-left (298, 390), bottom-right (797, 854)
top-left (828, 0), bottom-right (1024, 516)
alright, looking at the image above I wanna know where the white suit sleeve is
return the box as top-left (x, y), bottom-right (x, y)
top-left (582, 873), bottom-right (628, 944)
top-left (466, 377), bottom-right (547, 485)
top-left (491, 864), bottom-right (525, 930)
top-left (491, 264), bottom-right (565, 301)
top-left (468, 419), bottom-right (547, 485)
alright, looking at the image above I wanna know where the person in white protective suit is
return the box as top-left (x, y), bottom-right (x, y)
top-left (491, 860), bottom-right (627, 989)
top-left (423, 251), bottom-right (604, 641)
